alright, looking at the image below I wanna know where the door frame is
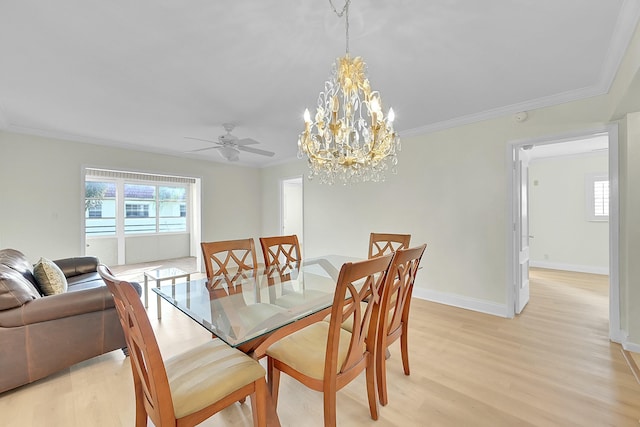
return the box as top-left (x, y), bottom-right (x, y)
top-left (505, 124), bottom-right (621, 342)
top-left (514, 146), bottom-right (531, 314)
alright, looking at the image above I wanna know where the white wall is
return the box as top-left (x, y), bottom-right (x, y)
top-left (0, 131), bottom-right (263, 265)
top-left (125, 234), bottom-right (190, 264)
top-left (529, 153), bottom-right (609, 274)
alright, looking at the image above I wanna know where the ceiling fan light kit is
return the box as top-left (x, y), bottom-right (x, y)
top-left (218, 145), bottom-right (240, 161)
top-left (297, 0), bottom-right (400, 185)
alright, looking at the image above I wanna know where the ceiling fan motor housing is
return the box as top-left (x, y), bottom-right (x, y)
top-left (219, 133), bottom-right (237, 144)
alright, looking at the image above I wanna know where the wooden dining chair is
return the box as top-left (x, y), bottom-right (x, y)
top-left (376, 244), bottom-right (427, 406)
top-left (97, 265), bottom-right (268, 427)
top-left (201, 238), bottom-right (258, 289)
top-left (260, 234), bottom-right (302, 303)
top-left (368, 232), bottom-right (411, 258)
top-left (200, 238), bottom-right (293, 354)
top-left (259, 234), bottom-right (301, 278)
top-left (266, 254), bottom-right (393, 427)
top-left (259, 234), bottom-right (330, 309)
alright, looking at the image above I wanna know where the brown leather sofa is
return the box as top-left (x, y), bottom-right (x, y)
top-left (0, 249), bottom-right (131, 394)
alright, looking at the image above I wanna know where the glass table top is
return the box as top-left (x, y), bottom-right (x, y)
top-left (144, 267), bottom-right (190, 281)
top-left (152, 255), bottom-right (360, 347)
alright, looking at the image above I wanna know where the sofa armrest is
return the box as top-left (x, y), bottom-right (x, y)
top-left (53, 257), bottom-right (99, 279)
top-left (0, 285), bottom-right (115, 327)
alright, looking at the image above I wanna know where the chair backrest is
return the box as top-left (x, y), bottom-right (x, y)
top-left (380, 244), bottom-right (426, 339)
top-left (259, 235), bottom-right (301, 280)
top-left (259, 235), bottom-right (301, 267)
top-left (326, 254), bottom-right (393, 377)
top-left (98, 264), bottom-right (176, 425)
top-left (201, 238), bottom-right (258, 288)
top-left (368, 233), bottom-right (412, 259)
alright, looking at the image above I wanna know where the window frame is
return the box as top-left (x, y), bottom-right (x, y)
top-left (85, 177), bottom-right (190, 237)
top-left (585, 172), bottom-right (609, 222)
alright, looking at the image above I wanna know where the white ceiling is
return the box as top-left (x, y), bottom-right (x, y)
top-left (1, 1), bottom-right (639, 167)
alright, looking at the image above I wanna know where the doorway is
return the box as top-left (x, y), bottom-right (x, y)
top-left (507, 125), bottom-right (621, 342)
top-left (281, 176), bottom-right (304, 250)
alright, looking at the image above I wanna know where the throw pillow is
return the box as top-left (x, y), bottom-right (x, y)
top-left (33, 257), bottom-right (68, 295)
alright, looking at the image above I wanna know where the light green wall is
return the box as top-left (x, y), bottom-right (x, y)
top-left (261, 109), bottom-right (616, 309)
top-left (260, 21), bottom-right (640, 348)
top-left (0, 132), bottom-right (262, 263)
top-left (529, 153), bottom-right (609, 272)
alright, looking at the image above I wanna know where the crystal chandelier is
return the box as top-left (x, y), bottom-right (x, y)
top-left (297, 0), bottom-right (400, 185)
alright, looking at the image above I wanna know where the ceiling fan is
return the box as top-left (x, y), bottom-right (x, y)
top-left (185, 123), bottom-right (275, 162)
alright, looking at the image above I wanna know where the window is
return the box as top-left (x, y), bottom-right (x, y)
top-left (85, 181), bottom-right (116, 236)
top-left (88, 206), bottom-right (102, 218)
top-left (125, 204), bottom-right (150, 217)
top-left (586, 173), bottom-right (609, 221)
top-left (158, 186), bottom-right (187, 232)
top-left (85, 170), bottom-right (193, 237)
top-left (124, 184), bottom-right (156, 234)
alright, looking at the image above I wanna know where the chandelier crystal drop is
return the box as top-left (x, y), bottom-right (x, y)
top-left (297, 0), bottom-right (400, 185)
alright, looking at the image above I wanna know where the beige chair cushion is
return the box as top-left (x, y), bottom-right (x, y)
top-left (165, 339), bottom-right (265, 419)
top-left (235, 303), bottom-right (287, 330)
top-left (266, 322), bottom-right (354, 380)
top-left (273, 289), bottom-right (331, 309)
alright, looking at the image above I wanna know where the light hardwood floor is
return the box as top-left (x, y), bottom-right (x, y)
top-left (1, 262), bottom-right (639, 426)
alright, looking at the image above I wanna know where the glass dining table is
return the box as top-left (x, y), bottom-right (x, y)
top-left (152, 254), bottom-right (360, 357)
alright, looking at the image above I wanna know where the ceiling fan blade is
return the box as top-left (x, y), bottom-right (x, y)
top-left (185, 136), bottom-right (220, 145)
top-left (235, 137), bottom-right (260, 146)
top-left (237, 145), bottom-right (275, 157)
top-left (186, 146), bottom-right (218, 153)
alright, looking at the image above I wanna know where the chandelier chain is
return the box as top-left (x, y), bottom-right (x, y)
top-left (328, 0), bottom-right (350, 55)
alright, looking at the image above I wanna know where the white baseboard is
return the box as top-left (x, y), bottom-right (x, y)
top-left (412, 287), bottom-right (509, 318)
top-left (530, 260), bottom-right (609, 275)
top-left (622, 338), bottom-right (640, 353)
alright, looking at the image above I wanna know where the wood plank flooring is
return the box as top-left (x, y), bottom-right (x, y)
top-left (1, 264), bottom-right (639, 426)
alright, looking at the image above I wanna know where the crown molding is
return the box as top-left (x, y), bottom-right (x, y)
top-left (4, 123), bottom-right (261, 168)
top-left (599, 0), bottom-right (640, 91)
top-left (400, 84), bottom-right (605, 138)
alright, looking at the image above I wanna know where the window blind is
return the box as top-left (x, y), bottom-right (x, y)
top-left (593, 180), bottom-right (609, 217)
top-left (85, 168), bottom-right (196, 184)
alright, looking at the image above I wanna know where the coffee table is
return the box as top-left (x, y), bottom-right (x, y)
top-left (144, 267), bottom-right (191, 319)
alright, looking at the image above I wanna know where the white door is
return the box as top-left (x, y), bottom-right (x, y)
top-left (515, 148), bottom-right (531, 313)
top-left (281, 177), bottom-right (303, 247)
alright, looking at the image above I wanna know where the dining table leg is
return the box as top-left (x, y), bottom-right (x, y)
top-left (264, 392), bottom-right (282, 427)
top-left (240, 338), bottom-right (282, 427)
